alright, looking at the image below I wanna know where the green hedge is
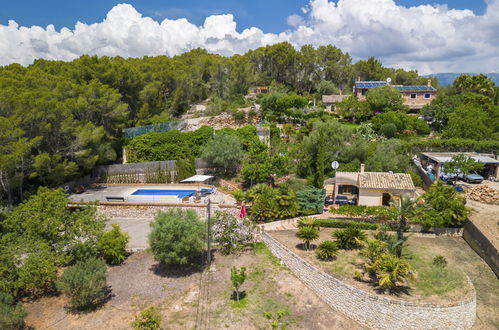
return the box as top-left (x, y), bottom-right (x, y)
top-left (331, 205), bottom-right (393, 219)
top-left (125, 126), bottom-right (214, 162)
top-left (315, 219), bottom-right (379, 230)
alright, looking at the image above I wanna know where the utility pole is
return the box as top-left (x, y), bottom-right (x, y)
top-left (207, 198), bottom-right (212, 265)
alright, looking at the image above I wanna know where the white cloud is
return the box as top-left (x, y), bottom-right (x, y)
top-left (0, 1), bottom-right (498, 74)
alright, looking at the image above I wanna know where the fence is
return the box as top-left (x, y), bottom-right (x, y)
top-left (124, 121), bottom-right (184, 138)
top-left (463, 220), bottom-right (499, 278)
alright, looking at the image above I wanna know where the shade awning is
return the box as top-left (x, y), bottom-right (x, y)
top-left (180, 175), bottom-right (214, 183)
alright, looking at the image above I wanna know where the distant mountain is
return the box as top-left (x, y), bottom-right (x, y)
top-left (424, 73), bottom-right (499, 87)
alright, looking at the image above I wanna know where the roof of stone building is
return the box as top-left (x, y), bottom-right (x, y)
top-left (359, 172), bottom-right (415, 190)
top-left (322, 94), bottom-right (350, 104)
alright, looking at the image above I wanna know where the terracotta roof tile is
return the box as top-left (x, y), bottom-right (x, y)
top-left (359, 172), bottom-right (415, 190)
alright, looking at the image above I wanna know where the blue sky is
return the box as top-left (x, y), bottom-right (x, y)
top-left (0, 1), bottom-right (497, 73)
top-left (0, 0), bottom-right (487, 33)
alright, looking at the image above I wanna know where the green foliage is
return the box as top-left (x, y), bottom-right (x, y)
top-left (408, 171), bottom-right (423, 187)
top-left (379, 123), bottom-right (397, 138)
top-left (366, 86), bottom-right (407, 112)
top-left (365, 140), bottom-right (411, 173)
top-left (174, 158), bottom-right (196, 182)
top-left (332, 227), bottom-right (367, 249)
top-left (0, 292), bottom-right (28, 330)
top-left (56, 258), bottom-right (108, 310)
top-left (247, 184), bottom-right (299, 222)
top-left (297, 217), bottom-right (319, 229)
top-left (335, 96), bottom-right (373, 123)
top-left (96, 224), bottom-right (130, 265)
top-left (259, 92), bottom-right (308, 121)
top-left (371, 111), bottom-right (430, 136)
top-left (360, 239), bottom-right (388, 263)
top-left (443, 153), bottom-right (484, 178)
top-left (2, 187), bottom-right (105, 264)
top-left (315, 219), bottom-right (380, 230)
top-left (313, 130), bottom-right (326, 188)
top-left (405, 138), bottom-right (499, 154)
top-left (433, 255), bottom-right (448, 268)
top-left (295, 226), bottom-right (320, 250)
top-left (316, 80), bottom-right (339, 95)
top-left (212, 211), bottom-right (256, 254)
top-left (231, 189), bottom-right (246, 203)
top-left (232, 110), bottom-right (246, 121)
top-left (366, 253), bottom-right (412, 289)
top-left (316, 240), bottom-right (339, 260)
top-left (332, 204), bottom-right (392, 219)
top-left (125, 126), bottom-right (214, 163)
top-left (296, 187), bottom-right (325, 214)
top-left (414, 180), bottom-right (468, 229)
top-left (240, 143), bottom-right (288, 184)
top-left (230, 266), bottom-right (247, 301)
top-left (443, 104), bottom-right (496, 140)
top-left (71, 241), bottom-right (98, 263)
top-left (452, 74), bottom-right (497, 98)
top-left (148, 209), bottom-right (206, 265)
top-left (131, 306), bottom-right (162, 330)
top-left (201, 131), bottom-right (243, 175)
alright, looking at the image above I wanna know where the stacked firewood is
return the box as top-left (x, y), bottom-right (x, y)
top-left (465, 185), bottom-right (499, 205)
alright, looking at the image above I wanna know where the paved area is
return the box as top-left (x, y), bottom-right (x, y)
top-left (107, 217), bottom-right (153, 250)
top-left (70, 184), bottom-right (232, 204)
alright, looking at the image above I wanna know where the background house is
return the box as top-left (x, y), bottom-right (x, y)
top-left (332, 165), bottom-right (416, 206)
top-left (354, 79), bottom-right (437, 110)
top-left (322, 94), bottom-right (349, 112)
top-left (420, 152), bottom-right (499, 180)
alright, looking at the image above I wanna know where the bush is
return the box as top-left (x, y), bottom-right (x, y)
top-left (332, 227), bottom-right (367, 249)
top-left (0, 292), bottom-right (28, 330)
top-left (131, 306), bottom-right (162, 330)
top-left (149, 209), bottom-right (206, 265)
top-left (212, 211), bottom-right (256, 254)
top-left (379, 123), bottom-right (397, 138)
top-left (96, 224), bottom-right (130, 265)
top-left (71, 241), bottom-right (98, 263)
top-left (56, 258), bottom-right (107, 310)
top-left (316, 241), bottom-right (339, 260)
top-left (331, 205), bottom-right (392, 219)
top-left (231, 189), bottom-right (246, 203)
top-left (315, 219), bottom-right (379, 230)
top-left (297, 217), bottom-right (318, 229)
top-left (295, 226), bottom-right (319, 250)
top-left (232, 110), bottom-right (246, 121)
top-left (433, 255), bottom-right (448, 268)
top-left (408, 171), bottom-right (424, 187)
top-left (296, 187), bottom-right (325, 214)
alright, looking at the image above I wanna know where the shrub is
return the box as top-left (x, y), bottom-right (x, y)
top-left (297, 217), bottom-right (318, 229)
top-left (332, 205), bottom-right (392, 219)
top-left (433, 255), bottom-right (448, 268)
top-left (96, 224), bottom-right (130, 265)
top-left (232, 110), bottom-right (246, 121)
top-left (212, 212), bottom-right (256, 254)
top-left (332, 227), bottom-right (367, 249)
top-left (0, 292), bottom-right (28, 330)
top-left (149, 209), bottom-right (206, 265)
top-left (16, 244), bottom-right (59, 296)
top-left (367, 253), bottom-right (412, 289)
top-left (231, 266), bottom-right (247, 301)
top-left (296, 187), bottom-right (326, 214)
top-left (56, 258), bottom-right (107, 310)
top-left (408, 171), bottom-right (423, 187)
top-left (316, 241), bottom-right (339, 260)
top-left (379, 123), bottom-right (397, 138)
top-left (131, 306), bottom-right (162, 330)
top-left (315, 219), bottom-right (379, 230)
top-left (71, 241), bottom-right (98, 263)
top-left (295, 226), bottom-right (319, 250)
top-left (231, 189), bottom-right (246, 203)
top-left (201, 132), bottom-right (244, 175)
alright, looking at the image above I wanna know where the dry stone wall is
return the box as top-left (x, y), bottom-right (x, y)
top-left (262, 232), bottom-right (476, 330)
top-left (97, 204), bottom-right (239, 219)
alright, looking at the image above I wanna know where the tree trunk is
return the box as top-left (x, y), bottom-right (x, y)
top-left (236, 290), bottom-right (239, 301)
top-left (397, 217), bottom-right (406, 241)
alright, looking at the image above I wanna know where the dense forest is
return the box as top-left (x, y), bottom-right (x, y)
top-left (0, 42), bottom-right (498, 206)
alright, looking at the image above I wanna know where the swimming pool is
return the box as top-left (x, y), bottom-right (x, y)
top-left (131, 189), bottom-right (196, 198)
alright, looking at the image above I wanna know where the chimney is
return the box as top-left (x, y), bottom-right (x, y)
top-left (427, 79), bottom-right (432, 87)
top-left (360, 163), bottom-right (365, 174)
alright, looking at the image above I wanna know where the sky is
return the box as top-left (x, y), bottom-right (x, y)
top-left (0, 0), bottom-right (497, 74)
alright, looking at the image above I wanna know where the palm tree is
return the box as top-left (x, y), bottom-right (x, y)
top-left (390, 195), bottom-right (416, 256)
top-left (296, 226), bottom-right (319, 250)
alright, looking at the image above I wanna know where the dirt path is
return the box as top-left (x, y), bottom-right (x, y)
top-left (466, 199), bottom-right (499, 248)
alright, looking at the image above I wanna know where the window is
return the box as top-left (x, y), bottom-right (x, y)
top-left (424, 93), bottom-right (431, 99)
top-left (410, 94), bottom-right (417, 99)
top-left (338, 185), bottom-right (359, 195)
top-left (361, 89), bottom-right (367, 96)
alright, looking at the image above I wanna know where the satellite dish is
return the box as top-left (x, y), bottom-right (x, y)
top-left (331, 161), bottom-right (339, 170)
top-left (386, 77), bottom-right (392, 84)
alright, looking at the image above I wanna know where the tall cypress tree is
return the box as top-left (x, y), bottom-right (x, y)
top-left (313, 130), bottom-right (325, 189)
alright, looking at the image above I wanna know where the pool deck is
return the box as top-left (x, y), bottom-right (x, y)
top-left (69, 184), bottom-right (233, 205)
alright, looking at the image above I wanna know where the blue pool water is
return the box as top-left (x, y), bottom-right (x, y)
top-left (131, 189), bottom-right (196, 198)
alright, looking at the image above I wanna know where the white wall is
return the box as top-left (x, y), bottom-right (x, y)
top-left (358, 189), bottom-right (381, 206)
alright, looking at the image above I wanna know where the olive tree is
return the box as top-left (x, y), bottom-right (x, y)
top-left (149, 209), bottom-right (206, 265)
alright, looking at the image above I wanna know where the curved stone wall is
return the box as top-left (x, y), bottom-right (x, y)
top-left (262, 232), bottom-right (476, 329)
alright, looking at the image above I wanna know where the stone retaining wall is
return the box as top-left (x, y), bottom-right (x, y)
top-left (96, 204), bottom-right (239, 219)
top-left (463, 219), bottom-right (499, 278)
top-left (262, 232), bottom-right (476, 329)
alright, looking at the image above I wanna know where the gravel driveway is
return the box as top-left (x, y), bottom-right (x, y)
top-left (107, 217), bottom-right (153, 250)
